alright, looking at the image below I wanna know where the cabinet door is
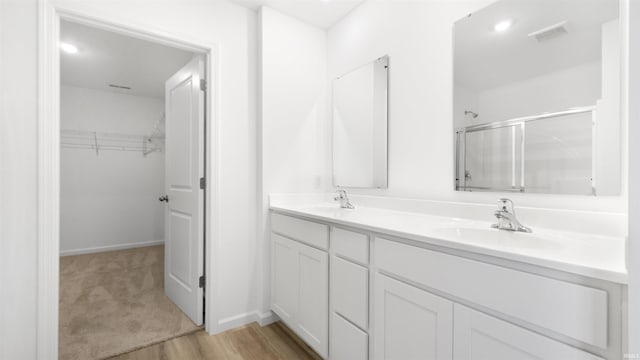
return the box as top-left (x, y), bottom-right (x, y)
top-left (374, 273), bottom-right (453, 360)
top-left (453, 305), bottom-right (604, 360)
top-left (296, 242), bottom-right (329, 358)
top-left (271, 234), bottom-right (298, 325)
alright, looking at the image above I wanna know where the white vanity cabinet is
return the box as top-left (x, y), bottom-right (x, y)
top-left (271, 233), bottom-right (298, 324)
top-left (331, 312), bottom-right (368, 360)
top-left (297, 243), bottom-right (329, 355)
top-left (453, 305), bottom-right (603, 360)
top-left (372, 277), bottom-right (601, 360)
top-left (269, 210), bottom-right (624, 360)
top-left (270, 213), bottom-right (329, 358)
top-left (373, 273), bottom-right (453, 360)
top-left (373, 237), bottom-right (618, 360)
top-left (330, 227), bottom-right (370, 360)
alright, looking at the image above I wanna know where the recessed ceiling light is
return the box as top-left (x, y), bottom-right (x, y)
top-left (494, 20), bottom-right (513, 32)
top-left (60, 42), bottom-right (78, 54)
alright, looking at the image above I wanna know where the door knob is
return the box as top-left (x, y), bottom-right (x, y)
top-left (159, 195), bottom-right (169, 202)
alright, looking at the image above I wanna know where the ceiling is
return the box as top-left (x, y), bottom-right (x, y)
top-left (229, 0), bottom-right (364, 28)
top-left (60, 21), bottom-right (194, 98)
top-left (454, 0), bottom-right (619, 90)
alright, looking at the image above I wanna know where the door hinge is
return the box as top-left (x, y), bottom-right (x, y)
top-left (200, 177), bottom-right (206, 190)
top-left (200, 79), bottom-right (206, 92)
top-left (199, 275), bottom-right (205, 289)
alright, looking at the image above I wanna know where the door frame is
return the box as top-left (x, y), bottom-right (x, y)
top-left (37, 2), bottom-right (221, 357)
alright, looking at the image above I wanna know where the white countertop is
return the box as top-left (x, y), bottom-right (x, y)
top-left (270, 202), bottom-right (628, 284)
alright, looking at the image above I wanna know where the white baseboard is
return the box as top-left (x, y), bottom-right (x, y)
top-left (257, 310), bottom-right (279, 326)
top-left (216, 310), bottom-right (279, 333)
top-left (217, 312), bottom-right (260, 333)
top-left (60, 240), bottom-right (164, 257)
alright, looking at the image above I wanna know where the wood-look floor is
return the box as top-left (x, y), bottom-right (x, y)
top-left (108, 322), bottom-right (322, 360)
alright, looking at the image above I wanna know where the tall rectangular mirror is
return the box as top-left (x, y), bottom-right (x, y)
top-left (333, 55), bottom-right (389, 188)
top-left (454, 0), bottom-right (621, 195)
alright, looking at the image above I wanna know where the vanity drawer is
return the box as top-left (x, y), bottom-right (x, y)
top-left (375, 238), bottom-right (608, 349)
top-left (332, 227), bottom-right (369, 264)
top-left (331, 256), bottom-right (368, 330)
top-left (331, 312), bottom-right (368, 360)
top-left (271, 213), bottom-right (329, 250)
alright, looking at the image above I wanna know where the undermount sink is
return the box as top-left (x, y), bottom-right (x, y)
top-left (301, 203), bottom-right (350, 211)
top-left (297, 203), bottom-right (355, 217)
top-left (302, 203), bottom-right (344, 210)
top-left (290, 204), bottom-right (562, 250)
top-left (433, 227), bottom-right (561, 250)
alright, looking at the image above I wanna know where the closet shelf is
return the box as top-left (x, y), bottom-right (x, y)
top-left (60, 129), bottom-right (165, 156)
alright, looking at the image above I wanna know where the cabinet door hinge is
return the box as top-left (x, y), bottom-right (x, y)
top-left (200, 79), bottom-right (207, 92)
top-left (199, 275), bottom-right (205, 289)
top-left (200, 177), bottom-right (206, 190)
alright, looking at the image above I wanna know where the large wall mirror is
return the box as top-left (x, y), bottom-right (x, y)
top-left (333, 55), bottom-right (389, 188)
top-left (454, 0), bottom-right (621, 195)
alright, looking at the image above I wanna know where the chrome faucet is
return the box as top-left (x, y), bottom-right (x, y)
top-left (334, 189), bottom-right (355, 209)
top-left (491, 198), bottom-right (531, 233)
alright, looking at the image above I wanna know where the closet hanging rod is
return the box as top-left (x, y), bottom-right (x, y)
top-left (60, 143), bottom-right (163, 156)
top-left (60, 129), bottom-right (165, 140)
top-left (60, 129), bottom-right (164, 156)
top-left (61, 143), bottom-right (148, 151)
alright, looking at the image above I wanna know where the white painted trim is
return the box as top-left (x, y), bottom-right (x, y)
top-left (216, 311), bottom-right (280, 333)
top-left (37, 2), bottom-right (60, 358)
top-left (257, 311), bottom-right (280, 327)
top-left (37, 3), bottom-right (222, 357)
top-left (205, 43), bottom-right (222, 336)
top-left (218, 312), bottom-right (261, 332)
top-left (60, 240), bottom-right (165, 257)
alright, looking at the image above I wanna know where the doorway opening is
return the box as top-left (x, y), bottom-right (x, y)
top-left (57, 19), bottom-right (208, 359)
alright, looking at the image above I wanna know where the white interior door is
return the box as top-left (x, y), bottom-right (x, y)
top-left (163, 57), bottom-right (205, 325)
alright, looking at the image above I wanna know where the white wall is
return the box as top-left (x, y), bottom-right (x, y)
top-left (0, 0), bottom-right (38, 358)
top-left (50, 0), bottom-right (259, 333)
top-left (327, 0), bottom-right (627, 213)
top-left (627, 0), bottom-right (640, 354)
top-left (1, 0), bottom-right (634, 356)
top-left (596, 19), bottom-right (623, 196)
top-left (60, 85), bottom-right (165, 255)
top-left (258, 6), bottom-right (327, 316)
top-left (50, 0), bottom-right (260, 333)
top-left (1, 0), bottom-right (258, 355)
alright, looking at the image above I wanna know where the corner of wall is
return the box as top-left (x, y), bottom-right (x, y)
top-left (257, 7), bottom-right (331, 316)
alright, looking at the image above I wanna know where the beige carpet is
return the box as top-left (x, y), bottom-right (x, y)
top-left (59, 245), bottom-right (202, 360)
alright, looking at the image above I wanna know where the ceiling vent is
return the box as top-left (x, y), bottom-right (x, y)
top-left (528, 21), bottom-right (568, 42)
top-left (108, 84), bottom-right (131, 90)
